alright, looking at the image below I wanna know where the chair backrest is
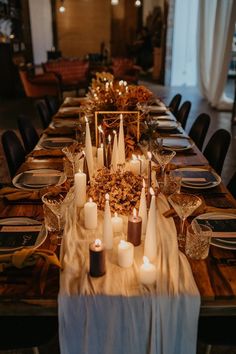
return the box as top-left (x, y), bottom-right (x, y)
top-left (203, 129), bottom-right (231, 175)
top-left (227, 170), bottom-right (236, 199)
top-left (176, 100), bottom-right (191, 129)
top-left (1, 130), bottom-right (26, 178)
top-left (17, 115), bottom-right (39, 154)
top-left (168, 94), bottom-right (182, 116)
top-left (189, 113), bottom-right (210, 151)
top-left (44, 95), bottom-right (60, 116)
top-left (35, 99), bottom-right (52, 129)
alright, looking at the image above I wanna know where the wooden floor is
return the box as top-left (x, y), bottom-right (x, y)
top-left (0, 81), bottom-right (235, 354)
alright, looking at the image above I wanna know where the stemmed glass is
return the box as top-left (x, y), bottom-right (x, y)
top-left (152, 147), bottom-right (176, 179)
top-left (168, 193), bottom-right (202, 245)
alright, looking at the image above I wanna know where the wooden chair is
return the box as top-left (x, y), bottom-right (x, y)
top-left (17, 115), bottom-right (40, 154)
top-left (203, 129), bottom-right (231, 175)
top-left (168, 93), bottom-right (182, 116)
top-left (110, 57), bottom-right (141, 84)
top-left (1, 130), bottom-right (26, 178)
top-left (189, 113), bottom-right (210, 151)
top-left (175, 100), bottom-right (191, 129)
top-left (35, 99), bottom-right (52, 129)
top-left (44, 95), bottom-right (60, 116)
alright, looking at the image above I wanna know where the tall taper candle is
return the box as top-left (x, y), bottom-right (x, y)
top-left (118, 114), bottom-right (126, 165)
top-left (97, 143), bottom-right (104, 169)
top-left (107, 134), bottom-right (112, 168)
top-left (127, 208), bottom-right (142, 246)
top-left (138, 179), bottom-right (147, 235)
top-left (85, 117), bottom-right (94, 179)
top-left (144, 188), bottom-right (157, 261)
top-left (111, 130), bottom-right (118, 172)
top-left (83, 152), bottom-right (90, 185)
top-left (103, 194), bottom-right (113, 249)
top-left (147, 151), bottom-right (152, 208)
top-left (89, 239), bottom-right (106, 277)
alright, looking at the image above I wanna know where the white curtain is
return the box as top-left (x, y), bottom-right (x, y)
top-left (198, 0), bottom-right (236, 110)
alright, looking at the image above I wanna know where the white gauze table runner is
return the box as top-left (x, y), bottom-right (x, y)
top-left (59, 193), bottom-right (200, 354)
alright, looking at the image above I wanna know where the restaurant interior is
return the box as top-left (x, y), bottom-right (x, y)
top-left (0, 0), bottom-right (236, 354)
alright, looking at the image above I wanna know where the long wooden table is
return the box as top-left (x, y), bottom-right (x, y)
top-left (0, 107), bottom-right (236, 318)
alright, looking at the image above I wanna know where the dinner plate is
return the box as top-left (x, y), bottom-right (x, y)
top-left (39, 137), bottom-right (77, 149)
top-left (13, 169), bottom-right (66, 190)
top-left (158, 136), bottom-right (194, 151)
top-left (155, 120), bottom-right (180, 130)
top-left (147, 105), bottom-right (168, 113)
top-left (193, 212), bottom-right (236, 250)
top-left (52, 120), bottom-right (77, 128)
top-left (174, 167), bottom-right (221, 189)
top-left (0, 217), bottom-right (47, 252)
top-left (153, 115), bottom-right (176, 121)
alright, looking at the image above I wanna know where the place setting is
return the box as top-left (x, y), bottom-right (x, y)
top-left (156, 136), bottom-right (195, 152)
top-left (171, 167), bottom-right (221, 190)
top-left (38, 137), bottom-right (77, 150)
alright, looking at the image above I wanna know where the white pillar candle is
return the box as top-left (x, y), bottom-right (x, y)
top-left (139, 179), bottom-right (147, 235)
top-left (130, 154), bottom-right (140, 175)
top-left (74, 170), bottom-right (87, 207)
top-left (118, 114), bottom-right (126, 165)
top-left (111, 130), bottom-right (118, 172)
top-left (118, 240), bottom-right (134, 268)
top-left (140, 256), bottom-right (156, 285)
top-left (144, 188), bottom-right (157, 261)
top-left (85, 117), bottom-right (94, 179)
top-left (84, 198), bottom-right (97, 230)
top-left (97, 144), bottom-right (104, 169)
top-left (103, 194), bottom-right (114, 249)
top-left (111, 212), bottom-right (123, 233)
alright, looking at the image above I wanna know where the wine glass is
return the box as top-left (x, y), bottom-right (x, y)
top-left (168, 193), bottom-right (202, 245)
top-left (152, 147), bottom-right (176, 179)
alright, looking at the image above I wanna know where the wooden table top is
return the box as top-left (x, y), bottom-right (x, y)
top-left (0, 106), bottom-right (236, 317)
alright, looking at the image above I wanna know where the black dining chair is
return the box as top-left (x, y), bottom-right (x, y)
top-left (44, 95), bottom-right (60, 116)
top-left (176, 100), bottom-right (191, 129)
top-left (227, 170), bottom-right (236, 199)
top-left (35, 99), bottom-right (52, 129)
top-left (203, 129), bottom-right (231, 175)
top-left (1, 130), bottom-right (26, 178)
top-left (17, 115), bottom-right (40, 154)
top-left (189, 113), bottom-right (210, 151)
top-left (168, 93), bottom-right (182, 116)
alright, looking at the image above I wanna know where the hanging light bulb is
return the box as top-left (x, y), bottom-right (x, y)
top-left (111, 0), bottom-right (119, 5)
top-left (59, 0), bottom-right (66, 13)
top-left (135, 0), bottom-right (141, 7)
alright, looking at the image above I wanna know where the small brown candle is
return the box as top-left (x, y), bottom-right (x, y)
top-left (127, 208), bottom-right (142, 246)
top-left (89, 239), bottom-right (106, 277)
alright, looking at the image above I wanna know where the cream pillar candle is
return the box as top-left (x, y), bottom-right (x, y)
top-left (97, 144), bottom-right (104, 169)
top-left (103, 194), bottom-right (113, 250)
top-left (111, 212), bottom-right (123, 234)
top-left (84, 198), bottom-right (97, 230)
top-left (144, 188), bottom-right (157, 261)
top-left (118, 240), bottom-right (134, 268)
top-left (140, 256), bottom-right (156, 285)
top-left (85, 117), bottom-right (94, 179)
top-left (130, 154), bottom-right (140, 175)
top-left (111, 130), bottom-right (118, 172)
top-left (138, 179), bottom-right (147, 235)
top-left (118, 114), bottom-right (126, 165)
top-left (74, 170), bottom-right (87, 207)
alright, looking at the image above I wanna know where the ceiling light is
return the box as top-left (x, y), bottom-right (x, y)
top-left (111, 0), bottom-right (119, 5)
top-left (59, 0), bottom-right (66, 13)
top-left (135, 0), bottom-right (141, 7)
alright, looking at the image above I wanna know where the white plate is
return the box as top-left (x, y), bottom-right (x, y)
top-left (13, 169), bottom-right (66, 191)
top-left (52, 120), bottom-right (77, 128)
top-left (159, 137), bottom-right (194, 151)
top-left (194, 212), bottom-right (236, 250)
top-left (39, 137), bottom-right (77, 149)
top-left (174, 167), bottom-right (221, 189)
top-left (156, 120), bottom-right (180, 130)
top-left (148, 105), bottom-right (168, 113)
top-left (0, 217), bottom-right (47, 252)
top-left (153, 115), bottom-right (176, 121)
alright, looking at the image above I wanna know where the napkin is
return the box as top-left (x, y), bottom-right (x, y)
top-left (28, 149), bottom-right (64, 158)
top-left (0, 187), bottom-right (42, 201)
top-left (59, 195), bottom-right (200, 354)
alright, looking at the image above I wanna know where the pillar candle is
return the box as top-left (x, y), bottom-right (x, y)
top-left (111, 212), bottom-right (123, 234)
top-left (140, 256), bottom-right (156, 285)
top-left (85, 117), bottom-right (94, 179)
top-left (107, 134), bottom-right (112, 168)
top-left (117, 240), bottom-right (134, 268)
top-left (147, 151), bottom-right (152, 208)
top-left (127, 208), bottom-right (142, 246)
top-left (97, 144), bottom-right (104, 169)
top-left (118, 114), bottom-right (126, 165)
top-left (84, 198), bottom-right (97, 230)
top-left (138, 179), bottom-right (147, 235)
top-left (111, 130), bottom-right (118, 172)
top-left (130, 154), bottom-right (140, 175)
top-left (89, 239), bottom-right (106, 277)
top-left (74, 170), bottom-right (87, 207)
top-left (144, 188), bottom-right (157, 261)
top-left (103, 194), bottom-right (113, 249)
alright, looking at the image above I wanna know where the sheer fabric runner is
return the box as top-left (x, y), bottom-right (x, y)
top-left (59, 194), bottom-right (200, 354)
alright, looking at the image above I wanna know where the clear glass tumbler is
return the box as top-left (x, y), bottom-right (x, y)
top-left (185, 223), bottom-right (212, 260)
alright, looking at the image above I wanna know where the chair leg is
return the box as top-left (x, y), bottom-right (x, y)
top-left (32, 346), bottom-right (40, 354)
top-left (205, 344), bottom-right (212, 354)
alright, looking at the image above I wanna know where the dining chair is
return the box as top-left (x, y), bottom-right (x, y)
top-left (227, 170), bottom-right (236, 199)
top-left (176, 100), bottom-right (191, 129)
top-left (35, 99), bottom-right (52, 129)
top-left (168, 93), bottom-right (182, 116)
top-left (44, 95), bottom-right (60, 116)
top-left (188, 113), bottom-right (210, 151)
top-left (203, 129), bottom-right (231, 175)
top-left (17, 115), bottom-right (40, 154)
top-left (1, 130), bottom-right (26, 178)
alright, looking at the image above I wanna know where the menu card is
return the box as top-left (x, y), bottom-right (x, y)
top-left (196, 218), bottom-right (236, 238)
top-left (0, 225), bottom-right (42, 248)
top-left (174, 170), bottom-right (217, 185)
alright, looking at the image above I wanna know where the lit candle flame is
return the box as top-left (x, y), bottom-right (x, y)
top-left (119, 240), bottom-right (127, 248)
top-left (100, 143), bottom-right (104, 148)
top-left (95, 239), bottom-right (102, 247)
top-left (108, 134), bottom-right (111, 143)
top-left (150, 187), bottom-right (155, 196)
top-left (113, 130), bottom-right (116, 135)
top-left (143, 179), bottom-right (146, 188)
top-left (147, 151), bottom-right (152, 160)
top-left (114, 212), bottom-right (118, 217)
top-left (98, 125), bottom-right (103, 134)
top-left (132, 154), bottom-right (137, 160)
top-left (133, 208), bottom-right (137, 218)
top-left (143, 256), bottom-right (150, 265)
top-left (89, 197), bottom-right (93, 203)
top-left (82, 150), bottom-right (85, 156)
top-left (105, 193), bottom-right (109, 201)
